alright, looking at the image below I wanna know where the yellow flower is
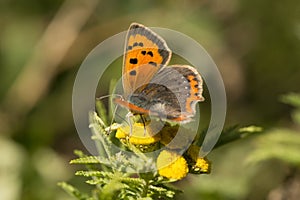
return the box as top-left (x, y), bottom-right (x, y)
top-left (156, 150), bottom-right (189, 180)
top-left (115, 123), bottom-right (161, 145)
top-left (186, 144), bottom-right (211, 174)
top-left (115, 123), bottom-right (162, 152)
top-left (192, 157), bottom-right (210, 174)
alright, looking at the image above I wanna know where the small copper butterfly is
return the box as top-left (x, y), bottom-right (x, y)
top-left (114, 23), bottom-right (204, 123)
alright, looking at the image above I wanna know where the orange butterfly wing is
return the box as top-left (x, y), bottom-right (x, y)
top-left (122, 23), bottom-right (172, 97)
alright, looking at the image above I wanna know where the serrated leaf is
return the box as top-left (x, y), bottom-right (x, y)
top-left (89, 111), bottom-right (114, 159)
top-left (70, 156), bottom-right (110, 165)
top-left (73, 150), bottom-right (87, 158)
top-left (148, 184), bottom-right (179, 200)
top-left (75, 170), bottom-right (113, 177)
top-left (86, 179), bottom-right (104, 185)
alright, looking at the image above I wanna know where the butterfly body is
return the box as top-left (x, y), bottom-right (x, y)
top-left (115, 23), bottom-right (204, 123)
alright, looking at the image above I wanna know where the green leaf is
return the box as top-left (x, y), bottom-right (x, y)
top-left (57, 182), bottom-right (94, 200)
top-left (73, 150), bottom-right (87, 158)
top-left (280, 92), bottom-right (300, 108)
top-left (98, 179), bottom-right (128, 200)
top-left (246, 128), bottom-right (300, 166)
top-left (291, 109), bottom-right (300, 125)
top-left (148, 184), bottom-right (179, 199)
top-left (70, 156), bottom-right (110, 165)
top-left (95, 99), bottom-right (108, 126)
top-left (75, 170), bottom-right (113, 178)
top-left (89, 111), bottom-right (114, 159)
top-left (215, 125), bottom-right (262, 148)
top-left (238, 126), bottom-right (263, 133)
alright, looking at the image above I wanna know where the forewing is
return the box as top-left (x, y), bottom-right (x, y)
top-left (122, 23), bottom-right (171, 97)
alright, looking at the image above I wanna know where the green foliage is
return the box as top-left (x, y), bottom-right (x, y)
top-left (214, 125), bottom-right (262, 149)
top-left (247, 93), bottom-right (300, 167)
top-left (280, 92), bottom-right (300, 108)
top-left (246, 128), bottom-right (300, 166)
top-left (59, 150), bottom-right (180, 199)
top-left (59, 99), bottom-right (262, 199)
top-left (57, 182), bottom-right (92, 200)
top-left (59, 111), bottom-right (181, 200)
top-left (1, 0), bottom-right (299, 199)
top-left (280, 92), bottom-right (300, 125)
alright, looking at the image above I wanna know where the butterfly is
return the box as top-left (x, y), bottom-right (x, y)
top-left (114, 23), bottom-right (204, 123)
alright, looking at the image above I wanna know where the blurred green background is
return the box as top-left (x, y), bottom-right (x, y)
top-left (0, 0), bottom-right (299, 199)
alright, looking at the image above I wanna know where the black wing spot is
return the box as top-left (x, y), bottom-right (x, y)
top-left (147, 51), bottom-right (154, 57)
top-left (138, 42), bottom-right (144, 47)
top-left (193, 77), bottom-right (198, 81)
top-left (127, 46), bottom-right (132, 50)
top-left (133, 42), bottom-right (139, 47)
top-left (194, 84), bottom-right (199, 88)
top-left (130, 70), bottom-right (137, 76)
top-left (148, 61), bottom-right (157, 66)
top-left (129, 58), bottom-right (138, 64)
top-left (141, 51), bottom-right (146, 55)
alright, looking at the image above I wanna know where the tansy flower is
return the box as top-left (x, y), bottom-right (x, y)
top-left (115, 123), bottom-right (161, 152)
top-left (156, 150), bottom-right (189, 180)
top-left (186, 144), bottom-right (211, 174)
top-left (192, 157), bottom-right (210, 174)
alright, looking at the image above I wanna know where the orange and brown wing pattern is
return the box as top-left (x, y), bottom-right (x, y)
top-left (152, 65), bottom-right (204, 122)
top-left (122, 23), bottom-right (171, 97)
top-left (128, 65), bottom-right (204, 123)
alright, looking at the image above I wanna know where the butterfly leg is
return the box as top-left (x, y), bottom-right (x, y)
top-left (139, 114), bottom-right (148, 136)
top-left (126, 112), bottom-right (134, 137)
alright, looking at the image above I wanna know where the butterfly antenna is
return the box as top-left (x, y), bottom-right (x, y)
top-left (96, 94), bottom-right (123, 101)
top-left (96, 94), bottom-right (124, 134)
top-left (107, 103), bottom-right (120, 134)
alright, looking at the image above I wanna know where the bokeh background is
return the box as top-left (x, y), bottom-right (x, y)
top-left (0, 0), bottom-right (299, 199)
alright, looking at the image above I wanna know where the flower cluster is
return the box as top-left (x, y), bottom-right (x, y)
top-left (115, 121), bottom-right (211, 180)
